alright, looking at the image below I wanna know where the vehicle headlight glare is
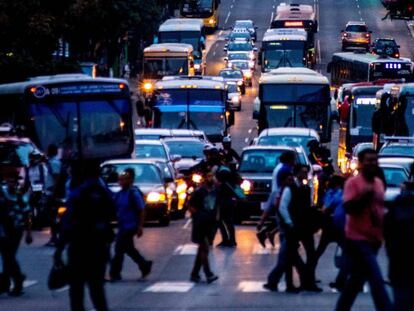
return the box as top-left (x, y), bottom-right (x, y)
top-left (143, 82), bottom-right (153, 91)
top-left (240, 180), bottom-right (252, 193)
top-left (147, 192), bottom-right (166, 203)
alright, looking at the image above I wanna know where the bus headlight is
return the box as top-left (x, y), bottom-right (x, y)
top-left (143, 82), bottom-right (153, 92)
top-left (146, 192), bottom-right (166, 203)
top-left (240, 180), bottom-right (252, 194)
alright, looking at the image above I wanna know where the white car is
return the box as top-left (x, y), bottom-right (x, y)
top-left (226, 82), bottom-right (242, 111)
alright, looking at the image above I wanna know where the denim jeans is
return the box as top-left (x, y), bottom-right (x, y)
top-left (335, 239), bottom-right (392, 311)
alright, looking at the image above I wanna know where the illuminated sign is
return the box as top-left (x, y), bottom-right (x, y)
top-left (270, 105), bottom-right (289, 109)
top-left (355, 97), bottom-right (376, 105)
top-left (384, 63), bottom-right (402, 70)
top-left (284, 21), bottom-right (304, 27)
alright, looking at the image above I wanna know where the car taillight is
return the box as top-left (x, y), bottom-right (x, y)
top-left (395, 53), bottom-right (400, 58)
top-left (343, 32), bottom-right (348, 37)
top-left (365, 33), bottom-right (370, 38)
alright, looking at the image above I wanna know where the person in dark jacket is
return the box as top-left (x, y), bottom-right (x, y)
top-left (109, 168), bottom-right (152, 281)
top-left (385, 181), bottom-right (414, 311)
top-left (54, 161), bottom-right (115, 311)
top-left (189, 171), bottom-right (219, 284)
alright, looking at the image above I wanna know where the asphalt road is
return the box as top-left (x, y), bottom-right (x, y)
top-left (2, 1), bottom-right (413, 310)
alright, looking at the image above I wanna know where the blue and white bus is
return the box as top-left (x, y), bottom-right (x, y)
top-left (151, 76), bottom-right (233, 142)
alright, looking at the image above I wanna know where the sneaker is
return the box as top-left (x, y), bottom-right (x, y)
top-left (206, 275), bottom-right (219, 284)
top-left (141, 261), bottom-right (153, 278)
top-left (263, 283), bottom-right (278, 292)
top-left (190, 275), bottom-right (201, 283)
top-left (256, 231), bottom-right (267, 248)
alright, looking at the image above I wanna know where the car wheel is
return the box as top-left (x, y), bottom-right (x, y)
top-left (159, 215), bottom-right (170, 226)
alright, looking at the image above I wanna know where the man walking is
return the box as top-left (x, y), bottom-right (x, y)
top-left (54, 162), bottom-right (114, 311)
top-left (385, 180), bottom-right (414, 311)
top-left (110, 168), bottom-right (152, 281)
top-left (335, 148), bottom-right (392, 311)
top-left (189, 171), bottom-right (219, 284)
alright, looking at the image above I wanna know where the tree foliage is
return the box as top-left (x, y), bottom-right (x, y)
top-left (0, 0), bottom-right (167, 83)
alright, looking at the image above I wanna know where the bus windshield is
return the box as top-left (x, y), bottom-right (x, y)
top-left (262, 41), bottom-right (306, 69)
top-left (143, 58), bottom-right (188, 79)
top-left (155, 89), bottom-right (224, 106)
top-left (261, 84), bottom-right (330, 103)
top-left (350, 96), bottom-right (376, 136)
top-left (157, 111), bottom-right (225, 136)
top-left (181, 0), bottom-right (213, 16)
top-left (159, 31), bottom-right (201, 55)
top-left (29, 99), bottom-right (131, 159)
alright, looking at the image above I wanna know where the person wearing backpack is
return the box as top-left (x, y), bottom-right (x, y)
top-left (54, 161), bottom-right (115, 311)
top-left (109, 168), bottom-right (152, 281)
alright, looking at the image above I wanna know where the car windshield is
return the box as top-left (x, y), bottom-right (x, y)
top-left (0, 142), bottom-right (35, 167)
top-left (262, 41), bottom-right (306, 69)
top-left (227, 84), bottom-right (239, 93)
top-left (143, 58), bottom-right (188, 79)
top-left (377, 40), bottom-right (396, 48)
top-left (155, 89), bottom-right (224, 106)
top-left (350, 96), bottom-right (377, 136)
top-left (228, 53), bottom-right (249, 61)
top-left (235, 21), bottom-right (253, 28)
top-left (258, 135), bottom-right (316, 153)
top-left (156, 162), bottom-right (173, 180)
top-left (101, 163), bottom-right (162, 184)
top-left (382, 167), bottom-right (407, 187)
top-left (230, 61), bottom-right (249, 69)
top-left (380, 145), bottom-right (414, 157)
top-left (135, 144), bottom-right (167, 159)
top-left (239, 149), bottom-right (285, 173)
top-left (228, 42), bottom-right (252, 51)
top-left (346, 25), bottom-right (367, 32)
top-left (229, 32), bottom-right (251, 41)
top-left (135, 134), bottom-right (162, 140)
top-left (219, 70), bottom-right (242, 79)
top-left (29, 98), bottom-right (131, 160)
top-left (163, 140), bottom-right (205, 159)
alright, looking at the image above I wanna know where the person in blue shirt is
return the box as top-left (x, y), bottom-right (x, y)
top-left (109, 168), bottom-right (152, 281)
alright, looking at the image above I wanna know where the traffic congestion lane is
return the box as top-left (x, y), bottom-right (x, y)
top-left (0, 221), bottom-right (388, 311)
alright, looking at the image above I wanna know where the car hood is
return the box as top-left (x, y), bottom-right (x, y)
top-left (174, 158), bottom-right (203, 172)
top-left (107, 183), bottom-right (164, 196)
top-left (385, 187), bottom-right (401, 202)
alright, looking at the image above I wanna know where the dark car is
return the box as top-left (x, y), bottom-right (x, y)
top-left (379, 142), bottom-right (414, 158)
top-left (100, 160), bottom-right (172, 226)
top-left (237, 145), bottom-right (312, 222)
top-left (219, 68), bottom-right (246, 94)
top-left (371, 38), bottom-right (400, 58)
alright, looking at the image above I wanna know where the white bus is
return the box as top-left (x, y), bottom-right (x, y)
top-left (259, 28), bottom-right (316, 72)
top-left (141, 43), bottom-right (194, 95)
top-left (253, 67), bottom-right (332, 142)
top-left (156, 19), bottom-right (206, 75)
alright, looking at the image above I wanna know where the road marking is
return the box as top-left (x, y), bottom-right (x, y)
top-left (23, 280), bottom-right (38, 288)
top-left (224, 11), bottom-right (231, 25)
top-left (252, 244), bottom-right (280, 254)
top-left (238, 281), bottom-right (267, 292)
top-left (182, 218), bottom-right (192, 229)
top-left (174, 244), bottom-right (198, 255)
top-left (317, 39), bottom-right (321, 63)
top-left (230, 4), bottom-right (233, 8)
top-left (55, 285), bottom-right (69, 292)
top-left (143, 282), bottom-right (195, 293)
top-left (407, 22), bottom-right (414, 38)
top-left (270, 11), bottom-right (274, 23)
top-left (248, 128), bottom-right (252, 134)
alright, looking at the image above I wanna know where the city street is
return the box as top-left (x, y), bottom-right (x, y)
top-left (0, 220), bottom-right (388, 311)
top-left (1, 0), bottom-right (413, 310)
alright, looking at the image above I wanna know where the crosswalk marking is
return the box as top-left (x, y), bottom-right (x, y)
top-left (143, 282), bottom-right (194, 293)
top-left (23, 280), bottom-right (38, 288)
top-left (252, 244), bottom-right (280, 255)
top-left (238, 281), bottom-right (267, 292)
top-left (174, 244), bottom-right (198, 255)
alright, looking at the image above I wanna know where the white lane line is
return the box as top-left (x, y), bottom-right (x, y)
top-left (407, 21), bottom-right (414, 38)
top-left (55, 285), bottom-right (70, 292)
top-left (252, 244), bottom-right (279, 254)
top-left (317, 39), bottom-right (321, 63)
top-left (143, 282), bottom-right (195, 293)
top-left (23, 280), bottom-right (38, 288)
top-left (230, 4), bottom-right (233, 8)
top-left (270, 11), bottom-right (274, 23)
top-left (182, 218), bottom-right (192, 229)
top-left (174, 244), bottom-right (198, 255)
top-left (244, 138), bottom-right (249, 143)
top-left (248, 128), bottom-right (252, 134)
top-left (224, 11), bottom-right (231, 25)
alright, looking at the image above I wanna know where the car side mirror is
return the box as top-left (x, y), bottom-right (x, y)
top-left (253, 47), bottom-right (258, 52)
top-left (171, 154), bottom-right (182, 163)
top-left (223, 47), bottom-right (228, 51)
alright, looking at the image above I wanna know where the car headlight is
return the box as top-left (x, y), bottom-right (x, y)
top-left (176, 182), bottom-right (188, 194)
top-left (194, 63), bottom-right (201, 70)
top-left (209, 18), bottom-right (215, 25)
top-left (231, 96), bottom-right (240, 104)
top-left (350, 161), bottom-right (358, 171)
top-left (244, 71), bottom-right (252, 78)
top-left (240, 180), bottom-right (252, 194)
top-left (143, 82), bottom-right (153, 91)
top-left (146, 192), bottom-right (166, 203)
top-left (192, 173), bottom-right (203, 184)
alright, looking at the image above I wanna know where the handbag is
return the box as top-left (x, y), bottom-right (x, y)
top-left (48, 262), bottom-right (69, 290)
